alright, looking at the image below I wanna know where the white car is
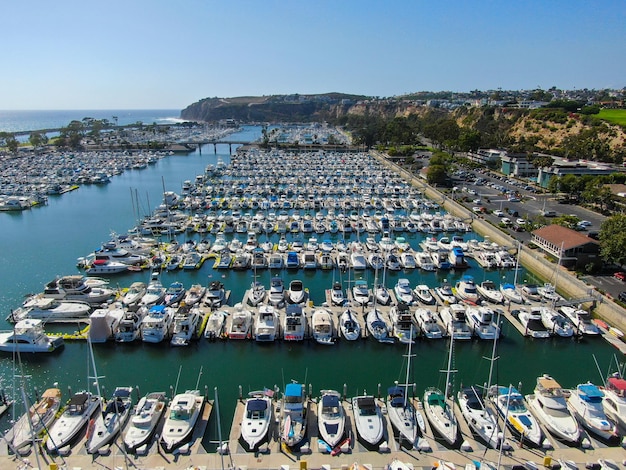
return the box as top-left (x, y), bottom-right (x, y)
top-left (493, 209), bottom-right (504, 217)
top-left (579, 220), bottom-right (592, 227)
top-left (501, 217), bottom-right (512, 225)
top-left (516, 218), bottom-right (526, 225)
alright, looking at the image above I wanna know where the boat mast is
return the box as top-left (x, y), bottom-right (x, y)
top-left (402, 324), bottom-right (415, 408)
top-left (442, 330), bottom-right (457, 400)
top-left (513, 241), bottom-right (521, 286)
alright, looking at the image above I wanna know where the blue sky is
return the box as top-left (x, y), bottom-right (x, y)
top-left (2, 0), bottom-right (624, 110)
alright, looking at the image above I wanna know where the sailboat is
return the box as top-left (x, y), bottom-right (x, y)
top-left (423, 333), bottom-right (458, 446)
top-left (86, 386), bottom-right (134, 454)
top-left (7, 387), bottom-right (62, 452)
top-left (46, 339), bottom-right (102, 453)
top-left (386, 325), bottom-right (424, 448)
top-left (317, 389), bottom-right (346, 448)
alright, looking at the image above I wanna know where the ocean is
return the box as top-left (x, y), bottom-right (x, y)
top-left (0, 123), bottom-right (619, 448)
top-left (0, 109), bottom-right (182, 133)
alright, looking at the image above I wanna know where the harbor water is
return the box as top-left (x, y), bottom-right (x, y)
top-left (0, 124), bottom-right (620, 450)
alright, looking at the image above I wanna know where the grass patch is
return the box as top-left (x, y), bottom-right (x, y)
top-left (597, 109), bottom-right (626, 126)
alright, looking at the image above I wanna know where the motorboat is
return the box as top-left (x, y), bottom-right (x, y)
top-left (339, 309), bottom-right (361, 341)
top-left (318, 252), bottom-right (334, 270)
top-left (183, 284), bottom-right (206, 306)
top-left (366, 308), bottom-right (393, 343)
top-left (215, 251), bottom-right (233, 269)
top-left (0, 319), bottom-right (64, 353)
top-left (455, 275), bottom-right (479, 304)
top-left (400, 252), bottom-right (417, 269)
top-left (205, 280), bottom-right (226, 308)
top-left (414, 307), bottom-right (444, 339)
top-left (160, 390), bottom-right (204, 452)
top-left (351, 395), bottom-right (384, 447)
top-left (416, 251), bottom-right (435, 271)
top-left (170, 308), bottom-right (201, 346)
top-left (268, 277), bottom-right (285, 306)
top-left (389, 302), bottom-right (417, 343)
top-left (311, 308), bottom-right (335, 345)
top-left (124, 391), bottom-right (168, 451)
top-left (374, 283), bottom-right (391, 306)
top-left (435, 281), bottom-right (457, 305)
top-left (448, 246), bottom-right (468, 269)
top-left (240, 392), bottom-right (273, 450)
top-left (317, 390), bottom-right (346, 448)
top-left (10, 297), bottom-right (91, 323)
top-left (285, 251), bottom-right (300, 269)
top-left (413, 284), bottom-right (435, 305)
top-left (539, 306), bottom-right (574, 337)
top-left (352, 280), bottom-right (370, 306)
top-left (385, 252), bottom-right (402, 271)
top-left (567, 382), bottom-right (617, 441)
top-left (141, 305), bottom-right (175, 343)
top-left (7, 387), bottom-right (62, 452)
top-left (439, 304), bottom-right (472, 340)
top-left (228, 305), bottom-right (253, 340)
top-left (247, 281), bottom-right (266, 307)
top-left (121, 282), bottom-right (147, 307)
top-left (336, 252), bottom-right (350, 271)
top-left (301, 251), bottom-right (318, 270)
top-left (330, 281), bottom-right (345, 306)
top-left (525, 374), bottom-right (580, 443)
top-left (521, 284), bottom-right (542, 302)
top-left (280, 382), bottom-right (307, 448)
top-left (465, 306), bottom-right (500, 340)
top-left (602, 373), bottom-right (626, 432)
top-left (517, 308), bottom-right (550, 338)
top-left (85, 259), bottom-right (130, 275)
top-left (86, 386), bottom-right (134, 454)
top-left (559, 306), bottom-right (600, 336)
top-left (476, 280), bottom-right (504, 304)
top-left (287, 279), bottom-right (307, 305)
top-left (114, 308), bottom-right (147, 343)
top-left (254, 304), bottom-right (279, 342)
top-left (46, 391), bottom-right (101, 453)
top-left (42, 275), bottom-right (115, 305)
top-left (457, 386), bottom-right (500, 449)
top-left (163, 281), bottom-right (186, 306)
top-left (282, 304), bottom-right (306, 341)
top-left (490, 385), bottom-right (543, 447)
top-left (537, 283), bottom-right (562, 302)
top-left (204, 310), bottom-right (228, 340)
top-left (140, 273), bottom-right (166, 308)
top-left (500, 283), bottom-right (524, 304)
top-left (350, 249), bottom-right (367, 270)
top-left (394, 278), bottom-right (414, 305)
top-left (268, 252), bottom-right (284, 270)
top-left (430, 249), bottom-right (451, 270)
top-left (367, 253), bottom-right (385, 271)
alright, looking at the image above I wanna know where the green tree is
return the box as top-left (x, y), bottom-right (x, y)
top-left (0, 132), bottom-right (19, 152)
top-left (600, 215), bottom-right (626, 265)
top-left (426, 164), bottom-right (447, 185)
top-left (29, 131), bottom-right (48, 148)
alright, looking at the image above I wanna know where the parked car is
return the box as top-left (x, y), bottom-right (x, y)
top-left (493, 209), bottom-right (504, 217)
top-left (619, 292), bottom-right (626, 302)
top-left (614, 271), bottom-right (626, 281)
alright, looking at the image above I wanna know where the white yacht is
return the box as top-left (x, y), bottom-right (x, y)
top-left (114, 308), bottom-right (147, 343)
top-left (525, 375), bottom-right (580, 444)
top-left (46, 392), bottom-right (101, 453)
top-left (140, 274), bottom-right (166, 307)
top-left (567, 383), bottom-right (617, 441)
top-left (455, 275), bottom-right (479, 303)
top-left (517, 308), bottom-right (551, 338)
top-left (204, 310), bottom-right (228, 340)
top-left (170, 308), bottom-right (202, 346)
top-left (457, 386), bottom-right (500, 449)
top-left (465, 306), bottom-right (500, 340)
top-left (539, 307), bottom-right (574, 337)
top-left (183, 284), bottom-right (206, 306)
top-left (339, 308), bottom-right (361, 341)
top-left (228, 306), bottom-right (253, 340)
top-left (352, 279), bottom-right (370, 305)
top-left (351, 395), bottom-right (384, 447)
top-left (280, 382), bottom-right (307, 448)
top-left (389, 302), bottom-right (417, 343)
top-left (10, 296), bottom-right (91, 323)
top-left (499, 283), bottom-right (524, 304)
top-left (317, 390), bottom-right (346, 448)
top-left (287, 279), bottom-right (307, 305)
top-left (240, 392), bottom-right (273, 450)
top-left (268, 277), bottom-right (285, 306)
top-left (602, 373), bottom-right (626, 433)
top-left (205, 280), bottom-right (226, 308)
top-left (490, 385), bottom-right (543, 447)
top-left (439, 304), bottom-right (472, 340)
top-left (160, 390), bottom-right (204, 452)
top-left (43, 275), bottom-right (115, 305)
top-left (282, 304), bottom-right (306, 341)
top-left (434, 281), bottom-right (457, 304)
top-left (121, 281), bottom-right (147, 307)
top-left (86, 386), bottom-right (134, 454)
top-left (124, 391), bottom-right (167, 451)
top-left (0, 319), bottom-right (64, 353)
top-left (414, 307), bottom-right (444, 339)
top-left (476, 280), bottom-right (504, 304)
top-left (254, 304), bottom-right (279, 342)
top-left (330, 281), bottom-right (345, 306)
top-left (311, 308), bottom-right (335, 345)
top-left (394, 278), bottom-right (414, 305)
top-left (141, 305), bottom-right (174, 343)
top-left (559, 306), bottom-right (600, 336)
top-left (413, 284), bottom-right (435, 305)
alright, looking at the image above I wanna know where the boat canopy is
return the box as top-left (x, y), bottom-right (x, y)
top-left (150, 305), bottom-right (166, 314)
top-left (285, 383), bottom-right (303, 397)
top-left (607, 376), bottom-right (626, 395)
top-left (427, 392), bottom-right (447, 409)
top-left (322, 394), bottom-right (339, 408)
top-left (578, 383), bottom-right (604, 402)
top-left (247, 398), bottom-right (268, 412)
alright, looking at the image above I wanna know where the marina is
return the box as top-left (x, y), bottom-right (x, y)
top-left (0, 125), bottom-right (625, 469)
